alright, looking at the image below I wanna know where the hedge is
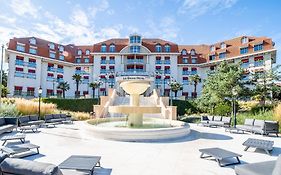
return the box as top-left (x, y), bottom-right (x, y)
top-left (42, 98), bottom-right (98, 112)
top-left (172, 100), bottom-right (198, 116)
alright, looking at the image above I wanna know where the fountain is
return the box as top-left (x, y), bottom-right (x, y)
top-left (87, 79), bottom-right (191, 142)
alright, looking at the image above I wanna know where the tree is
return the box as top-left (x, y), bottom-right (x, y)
top-left (57, 81), bottom-right (70, 98)
top-left (169, 81), bottom-right (183, 98)
top-left (1, 85), bottom-right (8, 97)
top-left (197, 61), bottom-right (245, 113)
top-left (249, 65), bottom-right (281, 109)
top-left (189, 74), bottom-right (201, 98)
top-left (89, 80), bottom-right (103, 98)
top-left (1, 71), bottom-right (7, 87)
top-left (72, 74), bottom-right (82, 98)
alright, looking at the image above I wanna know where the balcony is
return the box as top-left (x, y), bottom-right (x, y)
top-left (155, 60), bottom-right (162, 64)
top-left (109, 60), bottom-right (115, 64)
top-left (26, 73), bottom-right (36, 79)
top-left (241, 63), bottom-right (249, 69)
top-left (57, 78), bottom-right (64, 83)
top-left (164, 60), bottom-right (170, 64)
top-left (155, 79), bottom-right (162, 85)
top-left (26, 91), bottom-right (35, 97)
top-left (14, 71), bottom-right (25, 78)
top-left (191, 71), bottom-right (197, 75)
top-left (100, 60), bottom-right (107, 64)
top-left (15, 60), bottom-right (24, 66)
top-left (57, 68), bottom-right (64, 73)
top-left (183, 80), bottom-right (189, 85)
top-left (164, 70), bottom-right (171, 74)
top-left (47, 67), bottom-right (55, 72)
top-left (82, 79), bottom-right (89, 84)
top-left (27, 62), bottom-right (36, 68)
top-left (254, 61), bottom-right (264, 67)
top-left (14, 90), bottom-right (22, 96)
top-left (182, 71), bottom-right (189, 75)
top-left (100, 70), bottom-right (107, 74)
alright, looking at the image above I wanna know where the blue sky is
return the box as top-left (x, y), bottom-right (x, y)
top-left (0, 0), bottom-right (280, 66)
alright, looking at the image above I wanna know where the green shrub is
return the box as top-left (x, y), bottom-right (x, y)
top-left (42, 98), bottom-right (98, 112)
top-left (172, 100), bottom-right (198, 116)
top-left (213, 102), bottom-right (232, 116)
top-left (0, 103), bottom-right (19, 117)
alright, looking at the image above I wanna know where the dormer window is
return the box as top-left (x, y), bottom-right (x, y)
top-left (241, 37), bottom-right (248, 44)
top-left (49, 43), bottom-right (55, 50)
top-left (59, 46), bottom-right (64, 52)
top-left (164, 44), bottom-right (171, 52)
top-left (29, 38), bottom-right (36, 45)
top-left (85, 50), bottom-right (90, 55)
top-left (182, 49), bottom-right (187, 55)
top-left (210, 45), bottom-right (215, 52)
top-left (190, 49), bottom-right (196, 55)
top-left (155, 44), bottom-right (162, 52)
top-left (220, 42), bottom-right (226, 49)
top-left (109, 44), bottom-right (115, 52)
top-left (77, 49), bottom-right (82, 55)
top-left (101, 44), bottom-right (107, 52)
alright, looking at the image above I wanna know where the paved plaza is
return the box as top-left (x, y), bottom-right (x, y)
top-left (1, 122), bottom-right (280, 175)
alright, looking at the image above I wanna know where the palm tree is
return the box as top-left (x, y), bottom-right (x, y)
top-left (57, 81), bottom-right (70, 98)
top-left (169, 81), bottom-right (183, 98)
top-left (190, 74), bottom-right (201, 98)
top-left (72, 74), bottom-right (82, 98)
top-left (89, 80), bottom-right (102, 98)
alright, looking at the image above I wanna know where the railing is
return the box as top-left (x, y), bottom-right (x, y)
top-left (82, 79), bottom-right (89, 84)
top-left (57, 68), bottom-right (64, 73)
top-left (155, 60), bottom-right (162, 64)
top-left (15, 60), bottom-right (24, 66)
top-left (100, 60), bottom-right (106, 64)
top-left (47, 77), bottom-right (55, 81)
top-left (164, 60), bottom-right (170, 64)
top-left (241, 63), bottom-right (249, 69)
top-left (47, 67), bottom-right (55, 72)
top-left (254, 61), bottom-right (264, 67)
top-left (164, 70), bottom-right (171, 74)
top-left (26, 73), bottom-right (36, 79)
top-left (117, 72), bottom-right (150, 77)
top-left (109, 60), bottom-right (115, 64)
top-left (15, 71), bottom-right (25, 78)
top-left (57, 78), bottom-right (64, 83)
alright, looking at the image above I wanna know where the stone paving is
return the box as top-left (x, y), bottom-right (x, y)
top-left (1, 122), bottom-right (280, 175)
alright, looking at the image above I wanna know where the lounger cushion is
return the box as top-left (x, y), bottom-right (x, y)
top-left (213, 116), bottom-right (222, 121)
top-left (0, 118), bottom-right (5, 126)
top-left (235, 160), bottom-right (276, 175)
top-left (29, 115), bottom-right (39, 121)
top-left (19, 116), bottom-right (30, 124)
top-left (272, 156), bottom-right (281, 175)
top-left (201, 116), bottom-right (209, 121)
top-left (0, 158), bottom-right (63, 175)
top-left (60, 114), bottom-right (67, 118)
top-left (221, 117), bottom-right (231, 123)
top-left (254, 120), bottom-right (265, 128)
top-left (207, 116), bottom-right (213, 121)
top-left (45, 115), bottom-right (53, 120)
top-left (236, 125), bottom-right (252, 131)
top-left (53, 114), bottom-right (61, 119)
top-left (244, 119), bottom-right (255, 126)
top-left (0, 154), bottom-right (8, 164)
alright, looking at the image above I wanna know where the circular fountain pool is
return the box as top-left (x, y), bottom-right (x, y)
top-left (84, 118), bottom-right (190, 142)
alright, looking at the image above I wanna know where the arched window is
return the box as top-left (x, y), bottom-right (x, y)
top-left (241, 37), bottom-right (248, 44)
top-left (220, 42), bottom-right (226, 49)
top-left (164, 44), bottom-right (171, 52)
top-left (101, 44), bottom-right (107, 52)
top-left (210, 45), bottom-right (215, 52)
top-left (155, 44), bottom-right (162, 52)
top-left (85, 50), bottom-right (90, 55)
top-left (77, 49), bottom-right (82, 55)
top-left (49, 43), bottom-right (55, 50)
top-left (29, 38), bottom-right (36, 45)
top-left (59, 45), bottom-right (64, 52)
top-left (182, 49), bottom-right (187, 55)
top-left (190, 49), bottom-right (196, 55)
top-left (109, 44), bottom-right (115, 52)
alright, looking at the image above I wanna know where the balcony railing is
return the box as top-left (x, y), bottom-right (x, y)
top-left (57, 78), bottom-right (64, 83)
top-left (155, 60), bottom-right (162, 64)
top-left (57, 68), bottom-right (64, 73)
top-left (15, 60), bottom-right (24, 66)
top-left (27, 62), bottom-right (36, 68)
top-left (47, 77), bottom-right (55, 81)
top-left (109, 60), bottom-right (115, 64)
top-left (26, 73), bottom-right (36, 79)
top-left (182, 71), bottom-right (189, 75)
top-left (254, 61), bottom-right (264, 67)
top-left (47, 67), bottom-right (55, 72)
top-left (164, 60), bottom-right (170, 64)
top-left (241, 63), bottom-right (249, 69)
top-left (15, 71), bottom-right (25, 78)
top-left (82, 79), bottom-right (89, 84)
top-left (100, 60), bottom-right (106, 64)
top-left (164, 70), bottom-right (171, 74)
top-left (191, 71), bottom-right (197, 75)
top-left (14, 90), bottom-right (22, 96)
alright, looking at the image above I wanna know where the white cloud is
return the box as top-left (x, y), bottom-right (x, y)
top-left (71, 8), bottom-right (89, 26)
top-left (10, 0), bottom-right (38, 18)
top-left (178, 0), bottom-right (238, 18)
top-left (89, 0), bottom-right (110, 18)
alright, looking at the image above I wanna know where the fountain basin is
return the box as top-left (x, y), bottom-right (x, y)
top-left (85, 119), bottom-right (190, 142)
top-left (108, 106), bottom-right (161, 114)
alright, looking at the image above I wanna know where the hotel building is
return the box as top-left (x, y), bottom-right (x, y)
top-left (5, 34), bottom-right (277, 98)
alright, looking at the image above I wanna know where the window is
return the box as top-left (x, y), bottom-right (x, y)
top-left (190, 49), bottom-right (196, 55)
top-left (164, 66), bottom-right (170, 74)
top-left (183, 77), bottom-right (189, 85)
top-left (84, 57), bottom-right (90, 63)
top-left (101, 44), bottom-right (107, 52)
top-left (254, 56), bottom-right (264, 67)
top-left (59, 55), bottom-right (64, 60)
top-left (85, 50), bottom-right (90, 55)
top-left (29, 38), bottom-right (36, 45)
top-left (210, 45), bottom-right (215, 52)
top-left (27, 87), bottom-right (35, 96)
top-left (130, 46), bottom-right (140, 53)
top-left (155, 44), bottom-right (162, 52)
top-left (16, 44), bottom-right (25, 52)
top-left (241, 37), bottom-right (248, 44)
top-left (182, 57), bottom-right (188, 63)
top-left (220, 42), bottom-right (226, 49)
top-left (241, 59), bottom-right (249, 69)
top-left (209, 55), bottom-right (215, 61)
top-left (101, 57), bottom-right (106, 64)
top-left (28, 58), bottom-right (36, 68)
top-left (191, 68), bottom-right (197, 75)
top-left (155, 57), bottom-right (161, 64)
top-left (49, 52), bottom-right (56, 59)
top-left (27, 69), bottom-right (36, 79)
top-left (130, 35), bottom-right (141, 43)
top-left (219, 52), bottom-right (226, 59)
top-left (164, 44), bottom-right (171, 52)
top-left (254, 44), bottom-right (263, 51)
top-left (240, 47), bottom-right (248, 54)
top-left (164, 57), bottom-right (170, 64)
top-left (191, 57), bottom-right (197, 64)
top-left (49, 43), bottom-right (55, 50)
top-left (109, 44), bottom-right (115, 52)
top-left (109, 57), bottom-right (115, 64)
top-left (182, 68), bottom-right (188, 75)
top-left (29, 48), bottom-right (37, 54)
top-left (76, 58), bottom-right (81, 63)
top-left (59, 46), bottom-right (64, 52)
top-left (14, 86), bottom-right (23, 95)
top-left (77, 49), bottom-right (82, 55)
top-left (182, 49), bottom-right (187, 55)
